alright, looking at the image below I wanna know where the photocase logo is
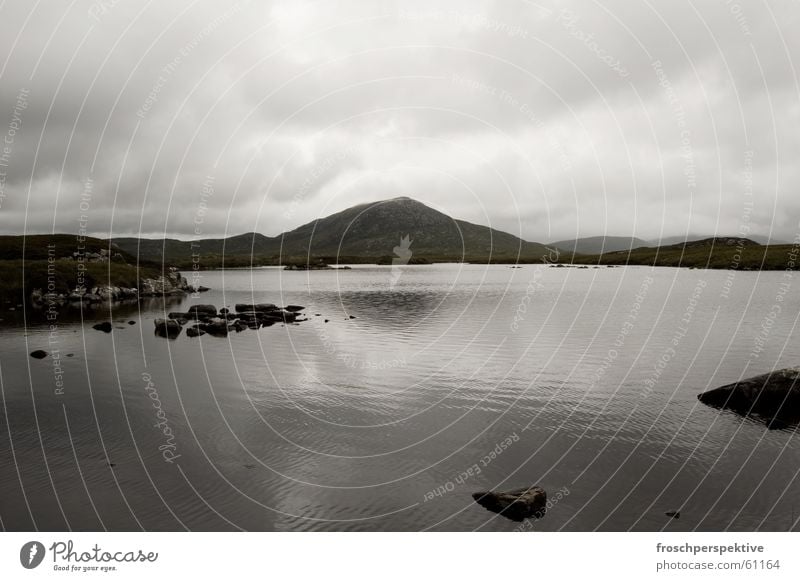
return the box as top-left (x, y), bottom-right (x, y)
top-left (389, 234), bottom-right (413, 288)
top-left (20, 541), bottom-right (46, 569)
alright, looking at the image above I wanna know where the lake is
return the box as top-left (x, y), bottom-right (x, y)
top-left (1, 264), bottom-right (798, 531)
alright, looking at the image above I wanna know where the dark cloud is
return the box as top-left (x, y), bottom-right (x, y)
top-left (0, 0), bottom-right (798, 243)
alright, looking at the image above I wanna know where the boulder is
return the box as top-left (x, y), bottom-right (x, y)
top-left (187, 304), bottom-right (217, 316)
top-left (284, 305), bottom-right (305, 312)
top-left (186, 326), bottom-right (205, 338)
top-left (140, 269), bottom-right (190, 296)
top-left (154, 318), bottom-right (182, 338)
top-left (202, 319), bottom-right (229, 337)
top-left (30, 350), bottom-right (48, 359)
top-left (92, 321), bottom-right (113, 333)
top-left (472, 486), bottom-right (547, 522)
top-left (234, 303), bottom-right (280, 313)
top-left (697, 367), bottom-right (800, 426)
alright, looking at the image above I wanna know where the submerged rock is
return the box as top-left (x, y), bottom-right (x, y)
top-left (697, 367), bottom-right (800, 427)
top-left (92, 321), bottom-right (113, 333)
top-left (284, 305), bottom-right (305, 312)
top-left (472, 486), bottom-right (547, 522)
top-left (30, 350), bottom-right (48, 359)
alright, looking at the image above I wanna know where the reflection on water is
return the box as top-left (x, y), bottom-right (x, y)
top-left (1, 264), bottom-right (798, 531)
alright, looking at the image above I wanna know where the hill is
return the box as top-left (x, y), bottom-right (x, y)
top-left (652, 233), bottom-right (790, 247)
top-left (271, 197), bottom-right (548, 263)
top-left (0, 234), bottom-right (135, 262)
top-left (111, 233), bottom-right (273, 264)
top-left (569, 237), bottom-right (799, 269)
top-left (113, 197), bottom-right (551, 266)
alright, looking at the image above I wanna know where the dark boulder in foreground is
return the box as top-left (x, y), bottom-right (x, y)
top-left (154, 318), bottom-right (182, 338)
top-left (92, 321), bottom-right (113, 333)
top-left (30, 350), bottom-right (48, 359)
top-left (698, 367), bottom-right (800, 427)
top-left (472, 486), bottom-right (547, 522)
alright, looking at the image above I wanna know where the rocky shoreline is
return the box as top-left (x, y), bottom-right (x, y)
top-left (28, 268), bottom-right (208, 309)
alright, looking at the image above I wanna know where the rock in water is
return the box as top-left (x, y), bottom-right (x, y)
top-left (472, 486), bottom-right (547, 521)
top-left (92, 321), bottom-right (113, 333)
top-left (154, 318), bottom-right (182, 338)
top-left (187, 304), bottom-right (217, 317)
top-left (665, 511), bottom-right (680, 519)
top-left (697, 367), bottom-right (800, 426)
top-left (235, 303), bottom-right (279, 313)
top-left (30, 350), bottom-right (48, 359)
top-left (202, 318), bottom-right (229, 337)
top-left (186, 326), bottom-right (205, 338)
top-left (284, 305), bottom-right (305, 312)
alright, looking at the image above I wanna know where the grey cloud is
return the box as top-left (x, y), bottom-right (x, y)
top-left (0, 0), bottom-right (798, 242)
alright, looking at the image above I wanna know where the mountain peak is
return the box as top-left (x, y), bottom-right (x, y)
top-left (111, 197), bottom-right (550, 264)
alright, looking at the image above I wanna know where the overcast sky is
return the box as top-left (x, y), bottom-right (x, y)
top-left (0, 0), bottom-right (798, 243)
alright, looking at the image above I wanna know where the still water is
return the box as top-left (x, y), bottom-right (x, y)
top-left (1, 264), bottom-right (798, 531)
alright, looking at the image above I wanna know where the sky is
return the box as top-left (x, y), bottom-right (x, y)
top-left (0, 0), bottom-right (798, 244)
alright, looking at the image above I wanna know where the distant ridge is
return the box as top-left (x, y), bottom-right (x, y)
top-left (549, 236), bottom-right (650, 255)
top-left (568, 236), bottom-right (798, 270)
top-left (652, 233), bottom-right (789, 246)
